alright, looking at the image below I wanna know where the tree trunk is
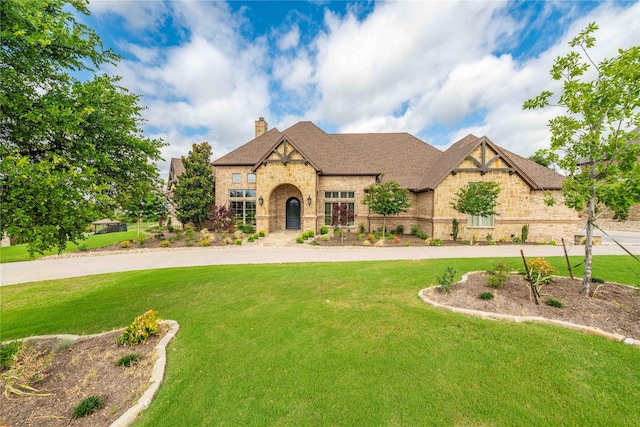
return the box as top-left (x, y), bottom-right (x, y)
top-left (382, 215), bottom-right (387, 237)
top-left (582, 172), bottom-right (597, 296)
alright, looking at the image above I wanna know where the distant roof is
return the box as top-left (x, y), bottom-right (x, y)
top-left (91, 219), bottom-right (121, 225)
top-left (210, 121), bottom-right (567, 191)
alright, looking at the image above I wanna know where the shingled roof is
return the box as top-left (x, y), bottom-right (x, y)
top-left (210, 121), bottom-right (566, 191)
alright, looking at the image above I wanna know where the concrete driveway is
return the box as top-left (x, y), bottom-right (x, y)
top-left (2, 241), bottom-right (639, 286)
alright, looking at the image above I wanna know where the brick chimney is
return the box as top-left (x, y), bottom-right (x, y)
top-left (255, 117), bottom-right (268, 138)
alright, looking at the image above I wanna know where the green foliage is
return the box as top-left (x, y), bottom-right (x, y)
top-left (116, 310), bottom-right (160, 346)
top-left (135, 235), bottom-right (147, 247)
top-left (451, 182), bottom-right (500, 218)
top-left (486, 271), bottom-right (509, 289)
top-left (319, 226), bottom-right (329, 235)
top-left (234, 238), bottom-right (242, 245)
top-left (362, 177), bottom-right (411, 236)
top-left (247, 235), bottom-right (255, 243)
top-left (521, 224), bottom-right (529, 243)
top-left (358, 224), bottom-right (366, 234)
top-left (528, 150), bottom-right (556, 169)
top-left (416, 232), bottom-right (429, 240)
top-left (487, 261), bottom-right (512, 275)
top-left (429, 239), bottom-right (443, 246)
top-left (119, 240), bottom-right (131, 249)
top-left (200, 237), bottom-right (211, 246)
top-left (0, 342), bottom-right (21, 370)
top-left (302, 230), bottom-right (315, 239)
top-left (236, 223), bottom-right (255, 234)
top-left (116, 353), bottom-right (141, 368)
top-left (436, 267), bottom-right (457, 292)
top-left (528, 258), bottom-right (556, 289)
top-left (452, 219), bottom-right (459, 241)
top-left (410, 225), bottom-right (420, 236)
top-left (72, 395), bottom-right (103, 419)
top-left (258, 230), bottom-right (266, 237)
top-left (545, 298), bottom-right (564, 308)
top-left (296, 237), bottom-right (304, 244)
top-left (173, 142), bottom-right (215, 230)
top-left (479, 292), bottom-right (495, 300)
top-left (395, 225), bottom-right (404, 235)
top-left (524, 22), bottom-right (640, 295)
top-left (591, 277), bottom-right (605, 284)
top-left (160, 239), bottom-right (171, 248)
top-left (122, 186), bottom-right (169, 223)
top-left (0, 0), bottom-right (164, 256)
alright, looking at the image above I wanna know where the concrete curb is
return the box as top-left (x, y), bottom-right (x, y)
top-left (110, 319), bottom-right (180, 427)
top-left (419, 272), bottom-right (639, 348)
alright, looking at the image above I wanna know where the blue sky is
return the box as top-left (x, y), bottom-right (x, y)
top-left (84, 0), bottom-right (640, 179)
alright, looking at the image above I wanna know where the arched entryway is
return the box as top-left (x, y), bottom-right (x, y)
top-left (286, 197), bottom-right (301, 229)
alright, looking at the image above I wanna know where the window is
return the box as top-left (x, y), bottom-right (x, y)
top-left (248, 173), bottom-right (256, 183)
top-left (467, 214), bottom-right (494, 228)
top-left (229, 190), bottom-right (256, 225)
top-left (232, 173), bottom-right (241, 183)
top-left (324, 191), bottom-right (355, 226)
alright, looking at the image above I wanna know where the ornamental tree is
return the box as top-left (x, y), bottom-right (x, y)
top-left (524, 23), bottom-right (640, 296)
top-left (0, 0), bottom-right (164, 255)
top-left (173, 142), bottom-right (215, 230)
top-left (451, 182), bottom-right (501, 222)
top-left (362, 177), bottom-right (411, 237)
top-left (330, 202), bottom-right (355, 243)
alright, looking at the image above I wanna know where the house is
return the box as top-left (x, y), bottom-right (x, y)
top-left (170, 118), bottom-right (581, 242)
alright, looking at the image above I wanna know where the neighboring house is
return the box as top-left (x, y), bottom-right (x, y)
top-left (199, 118), bottom-right (580, 242)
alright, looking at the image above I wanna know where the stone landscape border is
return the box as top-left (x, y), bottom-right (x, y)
top-left (5, 320), bottom-right (180, 426)
top-left (419, 272), bottom-right (639, 348)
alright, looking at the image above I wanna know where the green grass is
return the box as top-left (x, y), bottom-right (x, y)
top-left (0, 223), bottom-right (155, 263)
top-left (1, 256), bottom-right (638, 426)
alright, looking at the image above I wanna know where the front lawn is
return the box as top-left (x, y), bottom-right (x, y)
top-left (1, 256), bottom-right (638, 425)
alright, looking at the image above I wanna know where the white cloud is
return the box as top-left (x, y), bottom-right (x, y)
top-left (277, 26), bottom-right (300, 51)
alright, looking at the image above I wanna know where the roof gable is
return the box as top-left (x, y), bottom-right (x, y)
top-left (252, 134), bottom-right (321, 171)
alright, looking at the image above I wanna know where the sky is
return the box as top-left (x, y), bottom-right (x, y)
top-left (83, 0), bottom-right (640, 180)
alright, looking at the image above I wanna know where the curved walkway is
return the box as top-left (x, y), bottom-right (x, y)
top-left (2, 239), bottom-right (639, 286)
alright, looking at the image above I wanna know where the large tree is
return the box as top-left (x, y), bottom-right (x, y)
top-left (362, 177), bottom-right (411, 237)
top-left (0, 0), bottom-right (164, 255)
top-left (524, 23), bottom-right (640, 296)
top-left (173, 142), bottom-right (215, 230)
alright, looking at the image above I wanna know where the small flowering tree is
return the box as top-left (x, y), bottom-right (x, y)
top-left (362, 177), bottom-right (411, 237)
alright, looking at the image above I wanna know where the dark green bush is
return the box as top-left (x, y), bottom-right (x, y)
top-left (395, 225), bottom-right (404, 235)
top-left (116, 353), bottom-right (141, 367)
top-left (72, 396), bottom-right (103, 418)
top-left (320, 226), bottom-right (329, 235)
top-left (545, 298), bottom-right (564, 308)
top-left (486, 271), bottom-right (508, 288)
top-left (0, 341), bottom-right (21, 370)
top-left (479, 292), bottom-right (494, 300)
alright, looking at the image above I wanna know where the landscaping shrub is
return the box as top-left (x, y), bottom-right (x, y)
top-left (200, 237), bottom-right (211, 246)
top-left (452, 219), bottom-right (459, 241)
top-left (234, 239), bottom-right (242, 245)
top-left (358, 224), bottom-right (366, 234)
top-left (410, 225), bottom-right (420, 236)
top-left (296, 237), bottom-right (304, 244)
top-left (395, 225), bottom-right (404, 235)
top-left (319, 234), bottom-right (331, 241)
top-left (486, 272), bottom-right (508, 288)
top-left (160, 239), bottom-right (171, 248)
top-left (429, 239), bottom-right (443, 246)
top-left (479, 292), bottom-right (494, 300)
top-left (116, 353), bottom-right (141, 367)
top-left (405, 241), bottom-right (410, 247)
top-left (320, 226), bottom-right (329, 235)
top-left (528, 258), bottom-right (555, 286)
top-left (135, 235), bottom-right (147, 247)
top-left (116, 310), bottom-right (160, 346)
top-left (591, 277), bottom-right (605, 284)
top-left (221, 237), bottom-right (233, 245)
top-left (416, 232), bottom-right (428, 240)
top-left (436, 267), bottom-right (457, 293)
top-left (488, 261), bottom-right (511, 275)
top-left (0, 342), bottom-right (21, 370)
top-left (545, 298), bottom-right (564, 308)
top-left (302, 230), bottom-right (315, 239)
top-left (247, 235), bottom-right (255, 243)
top-left (521, 224), bottom-right (529, 243)
top-left (72, 396), bottom-right (103, 419)
top-left (367, 233), bottom-right (376, 242)
top-left (258, 230), bottom-right (266, 237)
top-left (361, 240), bottom-right (371, 246)
top-left (119, 240), bottom-right (131, 249)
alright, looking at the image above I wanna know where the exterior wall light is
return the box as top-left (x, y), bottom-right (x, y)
top-left (259, 196), bottom-right (264, 206)
top-left (307, 195), bottom-right (312, 206)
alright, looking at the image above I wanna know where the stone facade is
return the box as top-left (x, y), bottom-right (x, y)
top-left (207, 119), bottom-right (583, 242)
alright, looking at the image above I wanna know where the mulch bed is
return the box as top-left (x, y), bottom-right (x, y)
top-left (0, 326), bottom-right (167, 427)
top-left (423, 272), bottom-right (640, 341)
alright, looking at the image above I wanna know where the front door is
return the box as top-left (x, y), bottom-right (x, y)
top-left (286, 197), bottom-right (301, 230)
